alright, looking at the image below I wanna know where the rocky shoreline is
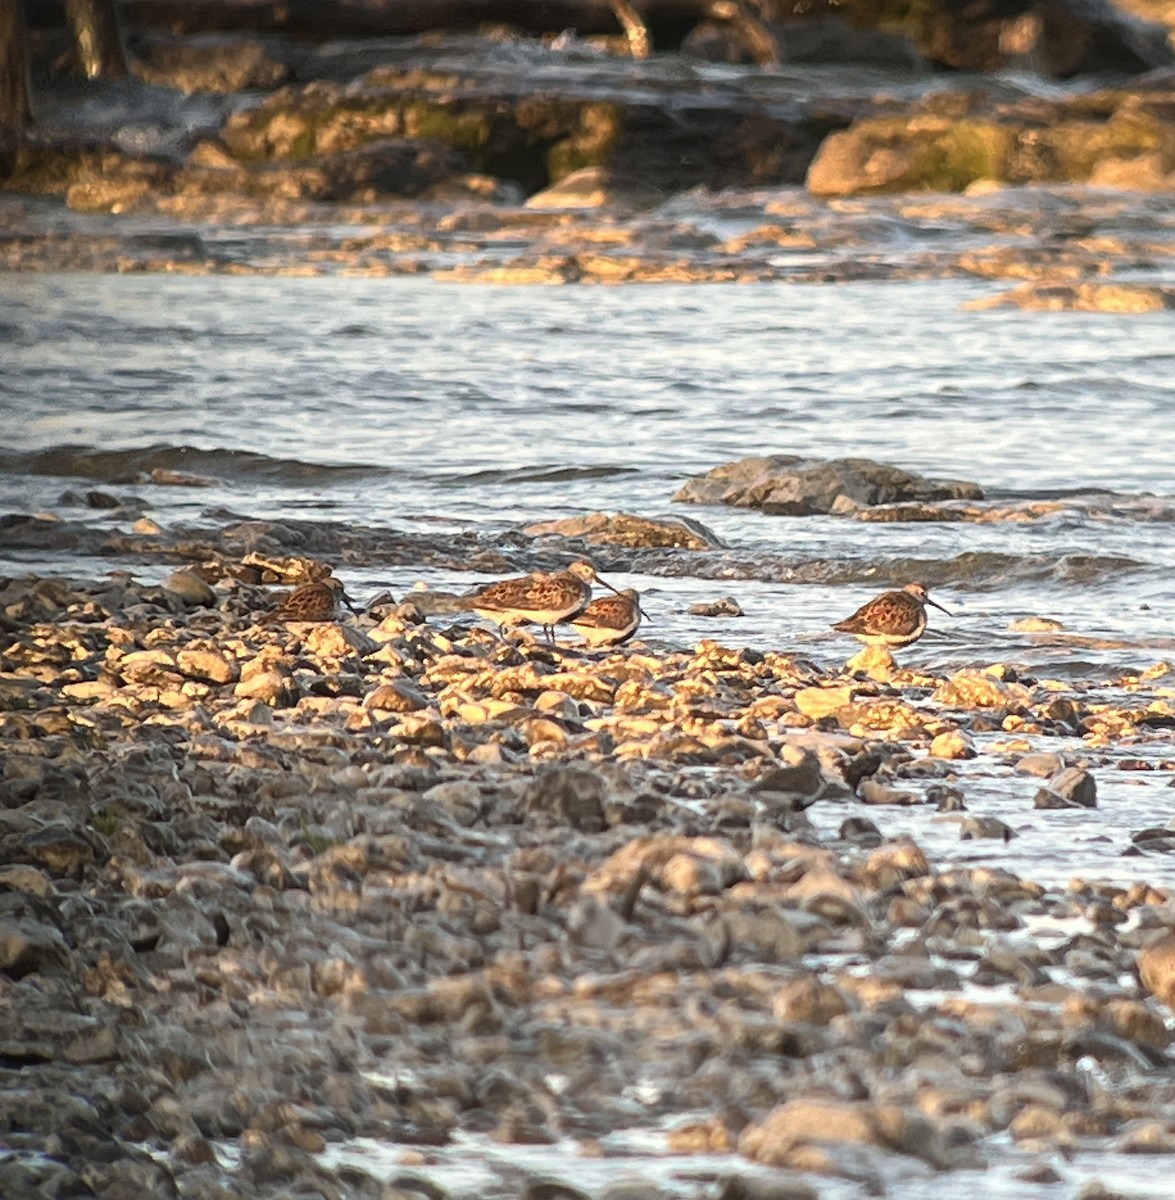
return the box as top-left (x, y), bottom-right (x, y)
top-left (3, 6), bottom-right (1175, 300)
top-left (4, 552), bottom-right (1175, 1199)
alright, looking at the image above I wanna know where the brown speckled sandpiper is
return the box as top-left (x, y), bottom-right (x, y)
top-left (570, 587), bottom-right (646, 647)
top-left (832, 582), bottom-right (949, 648)
top-left (465, 560), bottom-right (621, 643)
top-left (264, 577), bottom-right (356, 624)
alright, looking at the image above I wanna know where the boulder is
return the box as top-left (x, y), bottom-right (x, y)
top-left (674, 456), bottom-right (981, 515)
top-left (523, 510), bottom-right (725, 550)
top-left (1138, 930), bottom-right (1175, 1011)
top-left (738, 1098), bottom-right (962, 1171)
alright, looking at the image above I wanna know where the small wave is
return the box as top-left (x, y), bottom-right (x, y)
top-left (0, 445), bottom-right (392, 486)
top-left (439, 464), bottom-right (639, 486)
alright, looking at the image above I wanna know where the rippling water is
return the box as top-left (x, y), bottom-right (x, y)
top-left (4, 272), bottom-right (1174, 620)
top-left (3, 270), bottom-right (1175, 890)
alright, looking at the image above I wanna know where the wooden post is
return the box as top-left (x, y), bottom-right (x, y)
top-left (64, 0), bottom-right (128, 79)
top-left (0, 0), bottom-right (31, 174)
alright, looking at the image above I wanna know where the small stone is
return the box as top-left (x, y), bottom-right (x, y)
top-left (929, 729), bottom-right (976, 759)
top-left (1016, 1162), bottom-right (1063, 1185)
top-left (176, 647), bottom-right (238, 685)
top-left (1046, 766), bottom-right (1097, 807)
top-left (567, 898), bottom-right (626, 950)
top-left (933, 670), bottom-right (1033, 709)
top-left (752, 746), bottom-right (825, 802)
top-left (23, 826), bottom-right (94, 876)
top-left (794, 686), bottom-right (853, 721)
top-left (1139, 930), bottom-right (1175, 1011)
top-left (365, 680), bottom-right (428, 713)
top-left (690, 596), bottom-right (744, 617)
top-left (303, 624), bottom-right (380, 658)
top-left (1015, 752), bottom-right (1066, 777)
top-left (1009, 616), bottom-right (1064, 632)
top-left (771, 975), bottom-right (850, 1025)
top-left (839, 817), bottom-right (882, 846)
top-left (234, 670), bottom-right (297, 706)
top-left (960, 816), bottom-right (1017, 841)
top-left (0, 918), bottom-right (72, 977)
top-left (1117, 1119), bottom-right (1175, 1153)
top-left (845, 644), bottom-right (897, 682)
top-left (660, 852), bottom-right (725, 895)
top-left (717, 1176), bottom-right (819, 1200)
top-left (392, 713), bottom-right (448, 746)
top-left (164, 570), bottom-right (216, 607)
top-left (0, 865), bottom-right (57, 897)
top-left (858, 777), bottom-right (920, 805)
top-left (524, 766), bottom-right (607, 831)
top-left (1009, 1104), bottom-right (1065, 1141)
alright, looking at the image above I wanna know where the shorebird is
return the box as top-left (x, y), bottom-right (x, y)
top-left (570, 588), bottom-right (647, 647)
top-left (831, 582), bottom-right (950, 649)
top-left (263, 577), bottom-right (358, 624)
top-left (464, 560), bottom-right (622, 643)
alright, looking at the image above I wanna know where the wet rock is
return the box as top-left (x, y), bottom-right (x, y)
top-left (717, 1176), bottom-right (818, 1200)
top-left (794, 686), bottom-right (853, 721)
top-left (235, 668), bottom-right (299, 706)
top-left (366, 679), bottom-right (429, 713)
top-left (523, 510), bottom-right (724, 550)
top-left (21, 825), bottom-right (95, 876)
top-left (771, 975), bottom-right (851, 1025)
top-left (136, 33), bottom-right (290, 93)
top-left (1046, 766), bottom-right (1097, 808)
top-left (928, 784), bottom-right (966, 811)
top-left (525, 165), bottom-right (630, 210)
top-left (176, 646), bottom-right (239, 685)
top-left (1117, 1119), bottom-right (1175, 1153)
top-left (934, 669), bottom-right (1033, 709)
top-left (567, 898), bottom-right (627, 951)
top-left (1138, 930), bottom-right (1175, 1011)
top-left (524, 766), bottom-right (608, 831)
top-left (303, 623), bottom-right (381, 658)
top-left (674, 455), bottom-right (981, 515)
top-left (929, 729), bottom-right (976, 759)
top-left (1015, 752), bottom-right (1067, 777)
top-left (738, 1098), bottom-right (962, 1172)
top-left (163, 568), bottom-right (217, 606)
top-left (960, 816), bottom-right (1018, 841)
top-left (751, 747), bottom-right (825, 806)
top-left (0, 918), bottom-right (72, 977)
top-left (690, 596), bottom-right (744, 617)
top-left (843, 644), bottom-right (897, 682)
top-left (857, 778), bottom-right (920, 806)
top-left (839, 817), bottom-right (882, 847)
top-left (970, 282), bottom-right (1175, 313)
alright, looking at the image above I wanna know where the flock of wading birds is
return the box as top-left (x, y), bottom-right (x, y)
top-left (264, 561), bottom-right (951, 658)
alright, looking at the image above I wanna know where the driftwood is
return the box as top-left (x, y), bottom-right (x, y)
top-left (1, 1), bottom-right (31, 162)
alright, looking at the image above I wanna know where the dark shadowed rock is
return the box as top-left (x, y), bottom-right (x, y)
top-left (674, 455), bottom-right (982, 515)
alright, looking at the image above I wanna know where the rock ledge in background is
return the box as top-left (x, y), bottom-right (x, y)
top-left (674, 455), bottom-right (983, 515)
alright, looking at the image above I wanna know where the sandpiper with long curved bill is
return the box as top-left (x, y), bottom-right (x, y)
top-left (464, 560), bottom-right (625, 643)
top-left (831, 582), bottom-right (950, 649)
top-left (570, 587), bottom-right (647, 647)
